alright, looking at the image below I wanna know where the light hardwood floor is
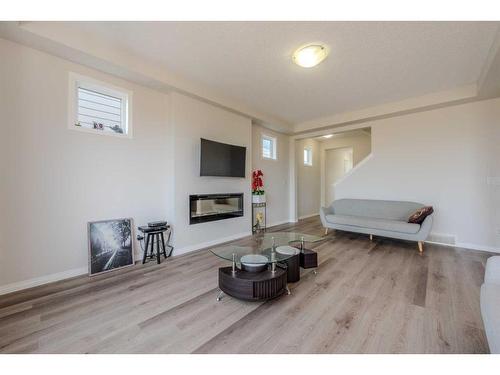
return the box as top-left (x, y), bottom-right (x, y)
top-left (0, 216), bottom-right (493, 353)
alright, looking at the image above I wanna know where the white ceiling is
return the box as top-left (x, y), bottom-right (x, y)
top-left (57, 21), bottom-right (498, 125)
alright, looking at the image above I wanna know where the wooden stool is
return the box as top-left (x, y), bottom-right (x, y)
top-left (138, 226), bottom-right (172, 264)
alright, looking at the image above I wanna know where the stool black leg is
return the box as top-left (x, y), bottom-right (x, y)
top-left (149, 233), bottom-right (155, 260)
top-left (156, 234), bottom-right (161, 264)
top-left (142, 234), bottom-right (150, 264)
top-left (160, 232), bottom-right (167, 259)
top-left (165, 231), bottom-right (173, 257)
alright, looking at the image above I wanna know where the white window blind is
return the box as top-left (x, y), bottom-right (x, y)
top-left (77, 87), bottom-right (125, 134)
top-left (69, 73), bottom-right (131, 137)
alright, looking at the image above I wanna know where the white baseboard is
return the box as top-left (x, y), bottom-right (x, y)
top-left (298, 213), bottom-right (319, 220)
top-left (455, 242), bottom-right (500, 254)
top-left (425, 240), bottom-right (500, 254)
top-left (0, 266), bottom-right (88, 296)
top-left (173, 231), bottom-right (252, 256)
top-left (0, 232), bottom-right (254, 296)
top-left (267, 219), bottom-right (290, 228)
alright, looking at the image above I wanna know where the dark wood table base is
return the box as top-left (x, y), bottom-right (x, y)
top-left (282, 254), bottom-right (300, 282)
top-left (300, 248), bottom-right (318, 269)
top-left (218, 266), bottom-right (287, 301)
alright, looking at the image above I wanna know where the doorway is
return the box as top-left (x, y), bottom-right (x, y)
top-left (324, 147), bottom-right (353, 206)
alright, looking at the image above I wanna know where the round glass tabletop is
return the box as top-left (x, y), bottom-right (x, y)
top-left (210, 245), bottom-right (297, 265)
top-left (260, 232), bottom-right (324, 248)
top-left (210, 232), bottom-right (325, 265)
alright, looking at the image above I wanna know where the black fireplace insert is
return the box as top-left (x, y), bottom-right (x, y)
top-left (189, 193), bottom-right (244, 224)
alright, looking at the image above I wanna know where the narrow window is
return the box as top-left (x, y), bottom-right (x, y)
top-left (262, 134), bottom-right (277, 160)
top-left (304, 147), bottom-right (313, 166)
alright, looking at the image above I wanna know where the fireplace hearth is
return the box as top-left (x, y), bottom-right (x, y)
top-left (189, 193), bottom-right (244, 224)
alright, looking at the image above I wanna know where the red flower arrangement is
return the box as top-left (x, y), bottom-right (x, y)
top-left (252, 169), bottom-right (264, 195)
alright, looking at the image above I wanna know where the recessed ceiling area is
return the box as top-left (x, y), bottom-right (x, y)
top-left (313, 127), bottom-right (371, 141)
top-left (3, 21), bottom-right (499, 131)
top-left (53, 22), bottom-right (497, 123)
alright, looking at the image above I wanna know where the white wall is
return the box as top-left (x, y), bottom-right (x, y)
top-left (252, 124), bottom-right (290, 226)
top-left (295, 131), bottom-right (372, 218)
top-left (0, 38), bottom-right (173, 291)
top-left (0, 38), bottom-right (255, 293)
top-left (295, 138), bottom-right (321, 218)
top-left (320, 130), bottom-right (371, 166)
top-left (319, 129), bottom-right (372, 206)
top-left (325, 147), bottom-right (353, 204)
top-left (335, 98), bottom-right (500, 252)
top-left (170, 93), bottom-right (252, 254)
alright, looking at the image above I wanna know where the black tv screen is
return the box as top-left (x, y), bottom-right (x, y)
top-left (200, 138), bottom-right (246, 177)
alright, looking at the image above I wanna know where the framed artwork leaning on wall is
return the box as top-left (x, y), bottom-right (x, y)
top-left (88, 218), bottom-right (134, 276)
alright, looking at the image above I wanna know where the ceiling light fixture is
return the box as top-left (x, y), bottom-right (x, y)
top-left (293, 44), bottom-right (328, 68)
top-left (322, 134), bottom-right (333, 139)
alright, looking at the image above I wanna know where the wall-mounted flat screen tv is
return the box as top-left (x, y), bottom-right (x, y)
top-left (200, 138), bottom-right (246, 177)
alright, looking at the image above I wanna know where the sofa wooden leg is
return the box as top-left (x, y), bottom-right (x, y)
top-left (369, 234), bottom-right (373, 241)
top-left (418, 241), bottom-right (424, 254)
top-left (324, 228), bottom-right (329, 235)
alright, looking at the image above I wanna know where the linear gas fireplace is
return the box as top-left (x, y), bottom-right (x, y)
top-left (190, 193), bottom-right (244, 225)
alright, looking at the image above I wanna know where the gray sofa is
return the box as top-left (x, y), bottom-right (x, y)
top-left (481, 256), bottom-right (500, 353)
top-left (320, 198), bottom-right (433, 253)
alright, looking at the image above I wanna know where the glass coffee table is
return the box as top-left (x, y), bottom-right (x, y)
top-left (211, 232), bottom-right (324, 301)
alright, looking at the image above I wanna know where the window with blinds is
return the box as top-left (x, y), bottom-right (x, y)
top-left (69, 73), bottom-right (131, 137)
